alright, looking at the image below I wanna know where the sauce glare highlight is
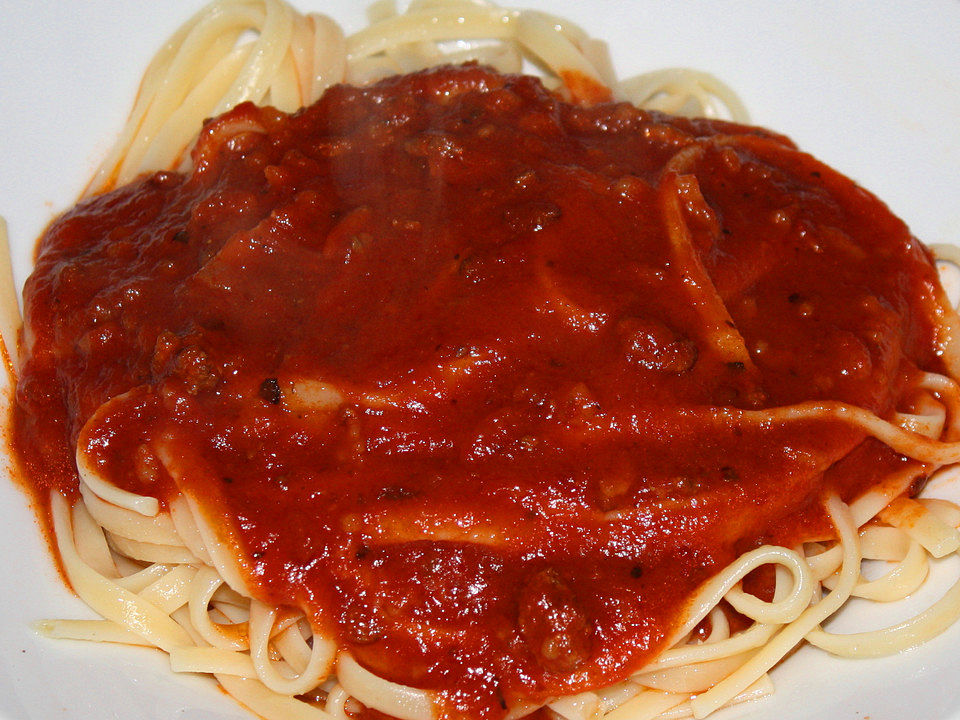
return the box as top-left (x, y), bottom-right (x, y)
top-left (12, 65), bottom-right (950, 717)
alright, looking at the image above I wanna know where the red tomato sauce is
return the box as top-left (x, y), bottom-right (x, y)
top-left (11, 65), bottom-right (947, 717)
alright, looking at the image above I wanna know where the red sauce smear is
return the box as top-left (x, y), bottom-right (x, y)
top-left (12, 65), bottom-right (947, 718)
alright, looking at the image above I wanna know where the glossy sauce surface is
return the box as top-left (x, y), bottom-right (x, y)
top-left (13, 66), bottom-right (946, 717)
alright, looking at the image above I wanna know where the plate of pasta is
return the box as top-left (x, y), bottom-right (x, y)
top-left (1, 2), bottom-right (960, 720)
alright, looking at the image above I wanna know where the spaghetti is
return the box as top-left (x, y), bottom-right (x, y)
top-left (8, 2), bottom-right (960, 720)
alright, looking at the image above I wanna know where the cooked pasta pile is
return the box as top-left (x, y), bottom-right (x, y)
top-left (6, 2), bottom-right (960, 720)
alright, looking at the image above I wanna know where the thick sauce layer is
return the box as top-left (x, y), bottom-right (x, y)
top-left (13, 66), bottom-right (947, 717)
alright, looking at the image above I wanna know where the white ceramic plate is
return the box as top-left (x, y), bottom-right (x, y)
top-left (1, 2), bottom-right (959, 719)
